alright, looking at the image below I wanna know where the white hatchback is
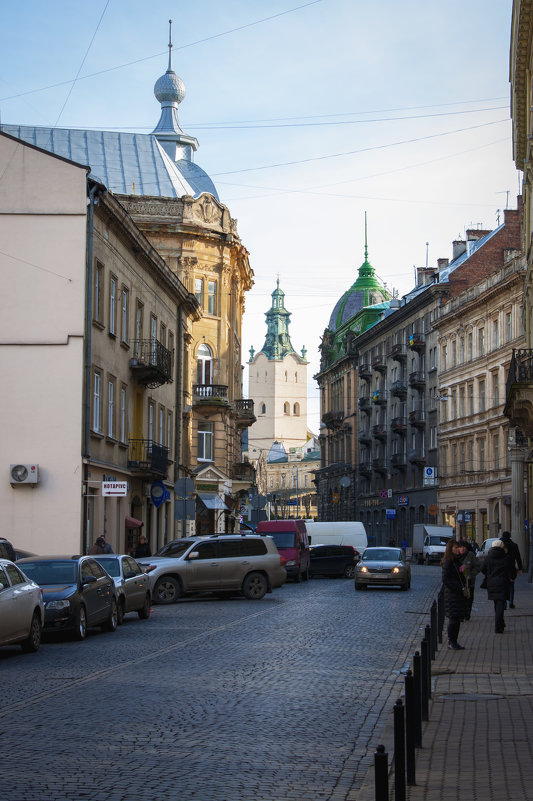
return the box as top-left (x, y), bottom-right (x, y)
top-left (0, 559), bottom-right (44, 652)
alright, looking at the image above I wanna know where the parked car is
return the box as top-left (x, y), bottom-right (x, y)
top-left (141, 534), bottom-right (286, 604)
top-left (92, 555), bottom-right (151, 624)
top-left (14, 549), bottom-right (38, 561)
top-left (0, 559), bottom-right (44, 652)
top-left (477, 538), bottom-right (501, 561)
top-left (17, 556), bottom-right (118, 640)
top-left (354, 547), bottom-right (411, 591)
top-left (0, 538), bottom-right (17, 561)
top-left (309, 544), bottom-right (359, 578)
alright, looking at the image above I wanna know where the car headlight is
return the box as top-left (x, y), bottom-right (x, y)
top-left (360, 566), bottom-right (368, 573)
top-left (45, 599), bottom-right (71, 610)
top-left (393, 567), bottom-right (400, 574)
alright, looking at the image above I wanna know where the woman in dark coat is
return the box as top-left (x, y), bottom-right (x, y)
top-left (441, 539), bottom-right (469, 650)
top-left (481, 540), bottom-right (517, 633)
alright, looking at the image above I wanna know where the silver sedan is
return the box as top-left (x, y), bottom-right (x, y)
top-left (92, 555), bottom-right (151, 624)
top-left (354, 547), bottom-right (411, 591)
top-left (0, 559), bottom-right (45, 651)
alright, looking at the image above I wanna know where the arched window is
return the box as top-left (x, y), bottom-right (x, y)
top-left (293, 403), bottom-right (300, 416)
top-left (197, 343), bottom-right (213, 385)
top-left (260, 403), bottom-right (266, 415)
top-left (284, 402), bottom-right (290, 415)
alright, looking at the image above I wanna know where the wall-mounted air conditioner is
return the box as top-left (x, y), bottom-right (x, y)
top-left (10, 464), bottom-right (40, 485)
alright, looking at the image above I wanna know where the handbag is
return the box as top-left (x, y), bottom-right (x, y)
top-left (462, 585), bottom-right (471, 599)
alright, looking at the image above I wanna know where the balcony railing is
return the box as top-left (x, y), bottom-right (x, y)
top-left (358, 429), bottom-right (372, 444)
top-left (389, 343), bottom-right (406, 361)
top-left (358, 460), bottom-right (372, 476)
top-left (358, 395), bottom-right (372, 412)
top-left (372, 389), bottom-right (387, 405)
top-left (391, 416), bottom-right (407, 434)
top-left (193, 384), bottom-right (229, 406)
top-left (391, 380), bottom-right (407, 398)
top-left (127, 439), bottom-right (169, 477)
top-left (409, 371), bottom-right (426, 390)
top-left (129, 339), bottom-right (172, 388)
top-left (408, 409), bottom-right (426, 428)
top-left (231, 461), bottom-right (256, 482)
top-left (408, 448), bottom-right (426, 465)
top-left (504, 349), bottom-right (533, 434)
top-left (359, 362), bottom-right (372, 381)
top-left (233, 399), bottom-right (255, 420)
top-left (372, 354), bottom-right (387, 372)
top-left (408, 332), bottom-right (425, 350)
top-left (372, 424), bottom-right (388, 440)
top-left (322, 410), bottom-right (344, 429)
top-left (391, 453), bottom-right (407, 470)
top-left (373, 458), bottom-right (387, 473)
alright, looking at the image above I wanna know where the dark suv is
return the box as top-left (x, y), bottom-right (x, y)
top-left (142, 535), bottom-right (287, 604)
top-left (309, 544), bottom-right (358, 578)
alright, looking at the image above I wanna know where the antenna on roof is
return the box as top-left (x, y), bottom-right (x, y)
top-left (496, 190), bottom-right (510, 209)
top-left (168, 19), bottom-right (173, 71)
top-left (425, 241), bottom-right (429, 269)
top-left (364, 210), bottom-right (368, 261)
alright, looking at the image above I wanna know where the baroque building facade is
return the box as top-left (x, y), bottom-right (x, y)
top-left (1, 39), bottom-right (255, 546)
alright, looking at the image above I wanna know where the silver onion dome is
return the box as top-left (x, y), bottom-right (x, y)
top-left (154, 69), bottom-right (185, 106)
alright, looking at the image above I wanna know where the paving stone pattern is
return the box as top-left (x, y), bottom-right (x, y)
top-left (0, 568), bottom-right (442, 801)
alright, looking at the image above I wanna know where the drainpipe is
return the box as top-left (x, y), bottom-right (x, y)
top-left (82, 182), bottom-right (102, 552)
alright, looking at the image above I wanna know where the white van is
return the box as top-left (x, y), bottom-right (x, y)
top-left (304, 521), bottom-right (367, 555)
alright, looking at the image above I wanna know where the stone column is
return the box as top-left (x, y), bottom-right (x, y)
top-left (509, 428), bottom-right (527, 565)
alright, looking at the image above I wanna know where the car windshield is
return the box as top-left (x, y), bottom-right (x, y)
top-left (93, 557), bottom-right (120, 577)
top-left (362, 549), bottom-right (401, 562)
top-left (20, 560), bottom-right (77, 585)
top-left (268, 531), bottom-right (297, 548)
top-left (156, 540), bottom-right (195, 558)
top-left (429, 536), bottom-right (451, 545)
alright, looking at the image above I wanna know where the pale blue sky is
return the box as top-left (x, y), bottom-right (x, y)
top-left (0, 1), bottom-right (519, 431)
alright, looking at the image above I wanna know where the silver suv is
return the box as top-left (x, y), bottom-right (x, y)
top-left (142, 535), bottom-right (287, 604)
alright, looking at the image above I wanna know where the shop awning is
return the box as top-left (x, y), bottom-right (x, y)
top-left (198, 492), bottom-right (229, 511)
top-left (125, 516), bottom-right (144, 529)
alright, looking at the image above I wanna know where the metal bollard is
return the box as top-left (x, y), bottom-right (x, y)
top-left (437, 589), bottom-right (445, 643)
top-left (404, 671), bottom-right (416, 786)
top-left (374, 744), bottom-right (389, 801)
top-left (394, 699), bottom-right (406, 801)
top-left (412, 650), bottom-right (422, 748)
top-left (420, 638), bottom-right (429, 720)
top-left (430, 600), bottom-right (438, 657)
top-left (424, 625), bottom-right (432, 698)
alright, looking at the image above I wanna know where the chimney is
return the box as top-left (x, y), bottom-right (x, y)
top-left (437, 258), bottom-right (449, 269)
top-left (416, 267), bottom-right (438, 286)
top-left (452, 240), bottom-right (466, 260)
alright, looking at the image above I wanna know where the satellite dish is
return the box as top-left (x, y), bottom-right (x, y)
top-left (339, 476), bottom-right (351, 488)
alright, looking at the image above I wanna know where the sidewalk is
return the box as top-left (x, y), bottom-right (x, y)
top-left (405, 574), bottom-right (533, 800)
top-left (355, 574), bottom-right (533, 801)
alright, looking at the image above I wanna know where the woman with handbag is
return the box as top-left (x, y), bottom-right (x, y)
top-left (441, 539), bottom-right (469, 650)
top-left (481, 540), bottom-right (517, 633)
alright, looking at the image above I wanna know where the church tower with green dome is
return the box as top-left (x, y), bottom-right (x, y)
top-left (320, 215), bottom-right (391, 369)
top-left (247, 280), bottom-right (309, 453)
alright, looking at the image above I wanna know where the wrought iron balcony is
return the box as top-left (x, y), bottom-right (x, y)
top-left (389, 343), bottom-right (407, 361)
top-left (127, 439), bottom-right (169, 478)
top-left (373, 458), bottom-right (387, 473)
top-left (391, 416), bottom-right (407, 434)
top-left (358, 429), bottom-right (372, 444)
top-left (409, 371), bottom-right (426, 390)
top-left (358, 460), bottom-right (372, 476)
top-left (372, 389), bottom-right (387, 405)
top-left (408, 409), bottom-right (426, 428)
top-left (359, 361), bottom-right (372, 381)
top-left (408, 332), bottom-right (425, 351)
top-left (372, 424), bottom-right (388, 440)
top-left (231, 461), bottom-right (256, 482)
top-left (372, 354), bottom-right (387, 373)
top-left (391, 380), bottom-right (408, 398)
top-left (391, 453), bottom-right (407, 470)
top-left (129, 339), bottom-right (172, 388)
top-left (358, 395), bottom-right (372, 412)
top-left (322, 410), bottom-right (344, 429)
top-left (193, 384), bottom-right (230, 407)
top-left (504, 349), bottom-right (533, 435)
top-left (408, 448), bottom-right (426, 465)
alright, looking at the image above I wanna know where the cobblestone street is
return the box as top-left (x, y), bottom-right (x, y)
top-left (1, 567), bottom-right (442, 801)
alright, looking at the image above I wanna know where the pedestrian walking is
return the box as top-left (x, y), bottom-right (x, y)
top-left (441, 539), bottom-right (469, 650)
top-left (100, 535), bottom-right (114, 554)
top-left (134, 535), bottom-right (151, 558)
top-left (88, 536), bottom-right (106, 555)
top-left (481, 539), bottom-right (517, 633)
top-left (457, 539), bottom-right (480, 620)
top-left (500, 531), bottom-right (522, 608)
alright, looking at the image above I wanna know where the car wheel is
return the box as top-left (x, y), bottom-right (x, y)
top-left (154, 576), bottom-right (181, 604)
top-left (424, 554), bottom-right (430, 566)
top-left (117, 598), bottom-right (125, 626)
top-left (102, 598), bottom-right (118, 632)
top-left (21, 611), bottom-right (42, 653)
top-left (343, 565), bottom-right (355, 579)
top-left (138, 594), bottom-right (151, 619)
top-left (74, 605), bottom-right (87, 641)
top-left (242, 572), bottom-right (268, 600)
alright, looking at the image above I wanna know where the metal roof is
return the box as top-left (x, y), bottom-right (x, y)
top-left (1, 123), bottom-right (219, 200)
